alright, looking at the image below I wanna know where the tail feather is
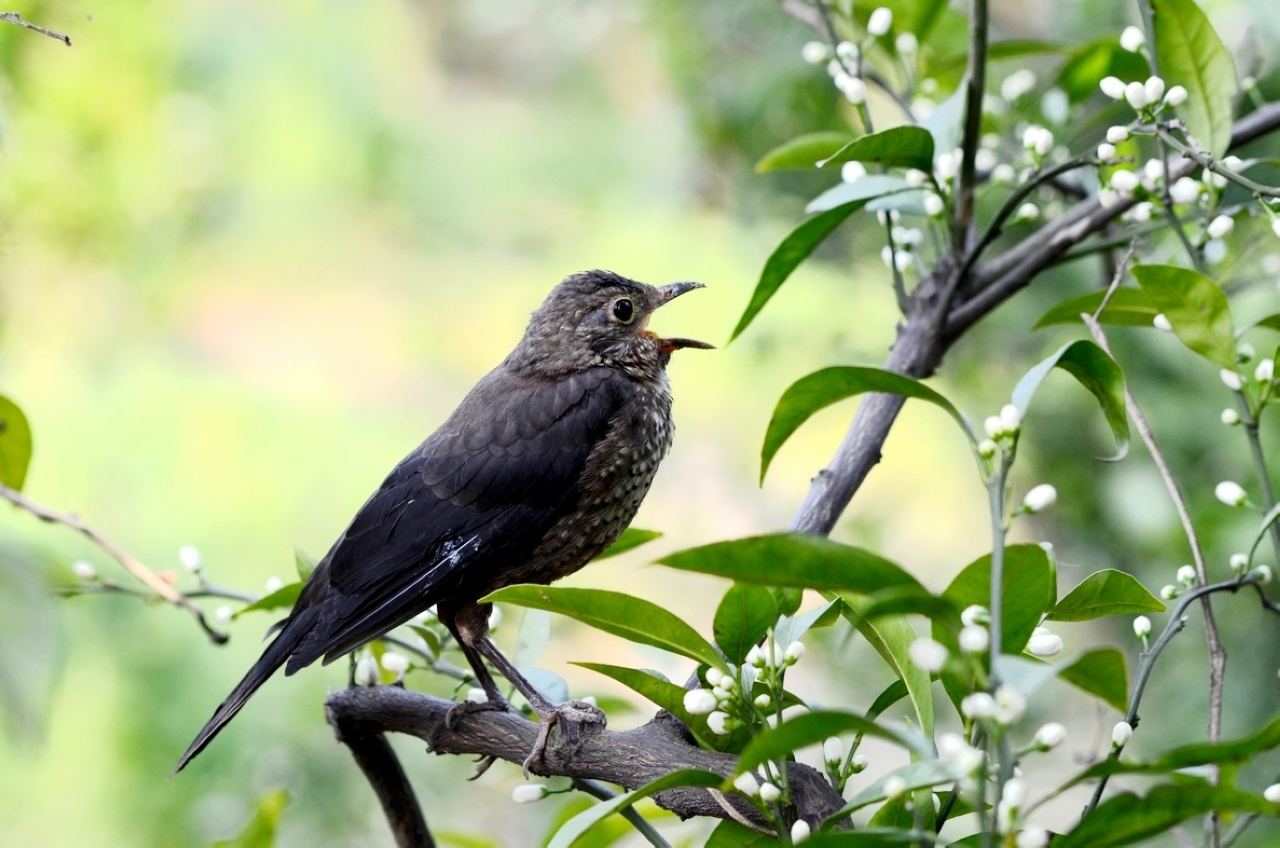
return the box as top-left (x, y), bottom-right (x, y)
top-left (173, 608), bottom-right (316, 774)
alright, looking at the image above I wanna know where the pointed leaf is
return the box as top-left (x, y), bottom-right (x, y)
top-left (573, 662), bottom-right (721, 750)
top-left (1152, 0), bottom-right (1237, 158)
top-left (828, 760), bottom-right (959, 820)
top-left (819, 126), bottom-right (935, 171)
top-left (761, 366), bottom-right (975, 481)
top-left (595, 527), bottom-right (662, 560)
top-left (1078, 715), bottom-right (1280, 784)
top-left (213, 789), bottom-right (291, 848)
top-left (547, 769), bottom-right (724, 848)
top-left (0, 395), bottom-right (33, 491)
top-left (840, 604), bottom-right (935, 736)
top-left (756, 131), bottom-right (857, 172)
top-left (1132, 264), bottom-right (1236, 368)
top-left (1050, 570), bottom-right (1164, 621)
top-left (713, 584), bottom-right (778, 665)
top-left (734, 710), bottom-right (926, 777)
top-left (483, 585), bottom-right (724, 669)
top-left (939, 545), bottom-right (1056, 654)
top-left (233, 583), bottom-right (302, 619)
top-left (1033, 288), bottom-right (1158, 329)
top-left (1058, 648), bottom-right (1128, 712)
top-left (731, 201), bottom-right (868, 341)
top-left (1011, 340), bottom-right (1129, 459)
top-left (294, 549), bottom-right (318, 581)
top-left (1057, 784), bottom-right (1277, 848)
top-left (805, 175), bottom-right (911, 214)
top-left (1238, 313), bottom-right (1280, 336)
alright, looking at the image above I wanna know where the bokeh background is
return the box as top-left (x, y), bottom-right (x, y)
top-left (0, 0), bottom-right (1277, 845)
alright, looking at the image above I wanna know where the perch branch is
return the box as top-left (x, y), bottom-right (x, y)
top-left (0, 11), bottom-right (70, 45)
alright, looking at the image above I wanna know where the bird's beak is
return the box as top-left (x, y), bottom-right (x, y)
top-left (652, 281), bottom-right (713, 354)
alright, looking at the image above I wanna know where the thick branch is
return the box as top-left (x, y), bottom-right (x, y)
top-left (325, 687), bottom-right (845, 829)
top-left (329, 708), bottom-right (435, 848)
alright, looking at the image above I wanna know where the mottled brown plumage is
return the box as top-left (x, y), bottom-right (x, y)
top-left (176, 270), bottom-right (708, 772)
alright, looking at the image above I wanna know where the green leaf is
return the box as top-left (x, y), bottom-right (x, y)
top-left (661, 534), bottom-right (927, 596)
top-left (713, 584), bottom-right (778, 665)
top-left (1058, 648), bottom-right (1129, 712)
top-left (761, 366), bottom-right (975, 481)
top-left (840, 604), bottom-right (935, 737)
top-left (1152, 0), bottom-right (1238, 158)
top-left (802, 831), bottom-right (937, 847)
top-left (213, 789), bottom-right (291, 848)
top-left (828, 760), bottom-right (958, 819)
top-left (921, 83), bottom-right (967, 154)
top-left (233, 583), bottom-right (302, 619)
top-left (734, 710), bottom-right (925, 777)
top-left (1133, 264), bottom-right (1236, 367)
top-left (1238, 313), bottom-right (1280, 336)
top-left (706, 820), bottom-right (774, 847)
top-left (1033, 289), bottom-right (1158, 329)
top-left (547, 769), bottom-right (723, 848)
top-left (1011, 339), bottom-right (1129, 460)
top-left (0, 395), bottom-right (33, 491)
top-left (1057, 783), bottom-right (1277, 848)
top-left (730, 201), bottom-right (869, 342)
top-left (483, 585), bottom-right (724, 669)
top-left (940, 545), bottom-right (1056, 654)
top-left (595, 527), bottom-right (662, 560)
top-left (293, 549), bottom-right (318, 582)
top-left (1049, 570), bottom-right (1164, 621)
top-left (756, 131), bottom-right (856, 173)
top-left (818, 126), bottom-right (935, 171)
top-left (1057, 39), bottom-right (1149, 103)
top-left (1077, 715), bottom-right (1280, 783)
top-left (805, 175), bottom-right (911, 214)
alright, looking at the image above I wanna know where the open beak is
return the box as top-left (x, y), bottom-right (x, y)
top-left (653, 281), bottom-right (714, 354)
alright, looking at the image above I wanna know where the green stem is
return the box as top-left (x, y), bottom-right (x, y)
top-left (1241, 405), bottom-right (1280, 565)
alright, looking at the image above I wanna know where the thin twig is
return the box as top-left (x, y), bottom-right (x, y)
top-left (0, 483), bottom-right (228, 643)
top-left (572, 779), bottom-right (672, 848)
top-left (1155, 126), bottom-right (1280, 199)
top-left (952, 0), bottom-right (989, 250)
top-left (0, 11), bottom-right (71, 45)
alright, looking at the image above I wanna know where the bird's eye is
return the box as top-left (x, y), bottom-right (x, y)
top-left (611, 298), bottom-right (635, 324)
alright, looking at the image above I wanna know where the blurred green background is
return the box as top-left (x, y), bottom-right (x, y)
top-left (0, 0), bottom-right (1277, 845)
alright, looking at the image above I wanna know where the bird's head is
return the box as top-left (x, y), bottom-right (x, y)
top-left (511, 270), bottom-right (712, 377)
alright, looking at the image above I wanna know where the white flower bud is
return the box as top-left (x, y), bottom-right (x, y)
top-left (380, 651), bottom-right (409, 677)
top-left (733, 771), bottom-right (760, 796)
top-left (1219, 369), bottom-right (1243, 391)
top-left (214, 605), bottom-right (233, 624)
top-left (1169, 176), bottom-right (1201, 204)
top-left (1111, 720), bottom-right (1133, 747)
top-left (802, 41), bottom-right (830, 64)
top-left (961, 605), bottom-right (990, 627)
top-left (707, 711), bottom-right (732, 735)
top-left (993, 163), bottom-right (1016, 184)
top-left (759, 782), bottom-right (782, 803)
top-left (1164, 85), bottom-right (1188, 106)
top-left (1001, 69), bottom-right (1037, 103)
top-left (851, 752), bottom-right (869, 772)
top-left (824, 736), bottom-right (845, 763)
top-left (704, 666), bottom-right (725, 687)
top-left (355, 656), bottom-right (380, 687)
top-left (1131, 201), bottom-right (1153, 222)
top-left (178, 545), bottom-right (203, 572)
top-left (785, 641), bottom-right (806, 664)
top-left (903, 168), bottom-right (927, 188)
top-left (1133, 615), bottom-right (1152, 638)
top-left (1022, 484), bottom-right (1058, 514)
top-left (1176, 564), bottom-right (1197, 585)
top-left (1274, 218), bottom-right (1280, 239)
top-left (977, 438), bottom-right (998, 459)
top-left (1222, 155), bottom-right (1245, 171)
top-left (1034, 722), bottom-right (1067, 750)
top-left (1119, 26), bottom-right (1146, 52)
top-left (1110, 169), bottom-right (1140, 194)
top-left (1097, 187), bottom-right (1119, 208)
top-left (984, 416), bottom-right (1004, 439)
top-left (466, 687), bottom-right (488, 703)
top-left (1106, 125), bottom-right (1130, 144)
top-left (1229, 552), bottom-right (1249, 573)
top-left (896, 32), bottom-right (918, 55)
top-left (1096, 143), bottom-right (1117, 162)
top-left (1016, 202), bottom-right (1040, 221)
top-left (791, 820), bottom-right (812, 843)
top-left (754, 693), bottom-right (772, 709)
top-left (1215, 480), bottom-right (1247, 507)
top-left (867, 7), bottom-right (893, 37)
top-left (1264, 783), bottom-right (1280, 803)
top-left (1160, 584), bottom-right (1177, 600)
top-left (836, 41), bottom-right (859, 63)
top-left (841, 161), bottom-right (867, 183)
top-left (884, 775), bottom-right (908, 798)
top-left (1153, 313), bottom-right (1173, 332)
top-left (71, 560), bottom-right (97, 580)
top-left (1144, 76), bottom-right (1165, 104)
top-left (1022, 125), bottom-right (1054, 157)
top-left (487, 606), bottom-right (502, 631)
top-left (264, 575), bottom-right (284, 593)
top-left (512, 783), bottom-right (547, 804)
top-left (746, 645), bottom-right (765, 668)
top-left (1000, 403), bottom-right (1021, 433)
top-left (684, 688), bottom-right (718, 715)
top-left (1027, 627), bottom-right (1063, 657)
top-left (1206, 241), bottom-right (1226, 265)
top-left (1256, 358), bottom-right (1275, 382)
top-left (1124, 81), bottom-right (1150, 109)
top-left (1238, 342), bottom-right (1256, 362)
top-left (962, 692), bottom-right (997, 720)
top-left (1099, 76), bottom-right (1126, 100)
top-left (1016, 828), bottom-right (1050, 848)
top-left (1255, 564), bottom-right (1274, 585)
top-left (1002, 777), bottom-right (1027, 809)
top-left (922, 192), bottom-right (945, 217)
top-left (995, 684), bottom-right (1027, 724)
top-left (935, 150), bottom-right (959, 181)
top-left (908, 637), bottom-right (949, 672)
top-left (960, 625), bottom-right (990, 654)
top-left (1207, 215), bottom-right (1234, 239)
top-left (838, 74), bottom-right (868, 105)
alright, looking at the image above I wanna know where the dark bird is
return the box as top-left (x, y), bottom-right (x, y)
top-left (176, 270), bottom-right (710, 773)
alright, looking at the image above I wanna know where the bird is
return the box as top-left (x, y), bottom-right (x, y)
top-left (175, 269), bottom-right (710, 773)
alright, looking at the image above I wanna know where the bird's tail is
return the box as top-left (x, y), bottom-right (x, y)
top-left (173, 608), bottom-right (316, 774)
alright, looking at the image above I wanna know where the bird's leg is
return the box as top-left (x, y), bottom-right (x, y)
top-left (440, 604), bottom-right (511, 730)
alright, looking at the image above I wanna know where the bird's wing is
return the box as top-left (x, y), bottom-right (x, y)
top-left (285, 365), bottom-right (627, 670)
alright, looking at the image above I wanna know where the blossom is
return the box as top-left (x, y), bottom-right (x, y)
top-left (1219, 369), bottom-right (1243, 391)
top-left (707, 711), bottom-right (732, 735)
top-left (962, 692), bottom-right (997, 720)
top-left (867, 7), bottom-right (893, 36)
top-left (1124, 81), bottom-right (1150, 109)
top-left (1214, 480), bottom-right (1247, 507)
top-left (1264, 783), bottom-right (1280, 803)
top-left (802, 41), bottom-right (830, 64)
top-left (1153, 313), bottom-right (1173, 332)
top-left (960, 625), bottom-right (990, 654)
top-left (380, 651), bottom-right (409, 677)
top-left (1097, 188), bottom-right (1119, 208)
top-left (909, 637), bottom-right (949, 672)
top-left (1110, 169), bottom-right (1139, 194)
top-left (684, 688), bottom-right (718, 715)
top-left (1022, 484), bottom-right (1058, 513)
top-left (1000, 403), bottom-right (1021, 433)
top-left (785, 641), bottom-right (806, 664)
top-left (962, 605), bottom-right (989, 627)
top-left (733, 771), bottom-right (760, 796)
top-left (1002, 777), bottom-right (1027, 808)
top-left (896, 32), bottom-right (918, 55)
top-left (466, 687), bottom-right (488, 703)
top-left (1096, 143), bottom-right (1117, 162)
top-left (1016, 828), bottom-right (1050, 848)
top-left (1099, 76), bottom-right (1126, 99)
top-left (754, 693), bottom-right (771, 709)
top-left (1107, 125), bottom-right (1130, 144)
top-left (1112, 720), bottom-right (1133, 747)
top-left (1207, 215), bottom-right (1235, 239)
top-left (1022, 125), bottom-right (1054, 157)
top-left (214, 605), bottom-right (233, 623)
top-left (1002, 69), bottom-right (1037, 102)
top-left (759, 782), bottom-right (782, 802)
top-left (1169, 176), bottom-right (1201, 204)
top-left (1274, 218), bottom-right (1280, 238)
top-left (1255, 564), bottom-right (1274, 585)
top-left (1256, 358), bottom-right (1275, 382)
top-left (512, 783), bottom-right (548, 804)
top-left (264, 575), bottom-right (284, 593)
top-left (1027, 626), bottom-right (1063, 658)
top-left (1016, 202), bottom-right (1040, 221)
top-left (939, 732), bottom-right (985, 774)
top-left (1144, 76), bottom-right (1166, 104)
top-left (1204, 239), bottom-right (1227, 266)
top-left (1222, 155), bottom-right (1245, 171)
top-left (992, 163), bottom-right (1016, 183)
top-left (995, 684), bottom-right (1027, 724)
top-left (841, 161), bottom-right (866, 183)
top-left (1176, 564), bottom-right (1197, 585)
top-left (1229, 552), bottom-right (1249, 573)
top-left (883, 776), bottom-right (908, 798)
top-left (791, 820), bottom-right (812, 843)
top-left (178, 545), bottom-right (203, 572)
top-left (1033, 722), bottom-right (1067, 750)
top-left (1165, 85), bottom-right (1188, 106)
top-left (1133, 615), bottom-right (1152, 638)
top-left (355, 656), bottom-right (380, 687)
top-left (1119, 26), bottom-right (1146, 52)
top-left (904, 168), bottom-right (927, 187)
top-left (836, 41), bottom-right (859, 63)
top-left (836, 74), bottom-right (867, 105)
top-left (923, 192), bottom-right (945, 217)
top-left (71, 560), bottom-right (97, 580)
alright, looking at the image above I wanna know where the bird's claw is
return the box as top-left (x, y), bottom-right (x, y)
top-left (521, 699), bottom-right (606, 778)
top-left (445, 697), bottom-right (509, 731)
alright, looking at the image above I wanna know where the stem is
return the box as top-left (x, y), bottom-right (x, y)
top-left (573, 779), bottom-right (671, 848)
top-left (1240, 406), bottom-right (1280, 565)
top-left (982, 460), bottom-right (1010, 848)
top-left (0, 11), bottom-right (71, 44)
top-left (1155, 125), bottom-right (1280, 198)
top-left (953, 0), bottom-right (989, 250)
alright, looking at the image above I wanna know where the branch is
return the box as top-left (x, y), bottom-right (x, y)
top-left (952, 0), bottom-right (990, 249)
top-left (324, 687), bottom-right (846, 832)
top-left (0, 483), bottom-right (229, 643)
top-left (0, 11), bottom-right (70, 45)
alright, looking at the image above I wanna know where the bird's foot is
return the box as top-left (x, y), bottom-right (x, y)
top-left (445, 695), bottom-right (510, 731)
top-left (521, 700), bottom-right (606, 778)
